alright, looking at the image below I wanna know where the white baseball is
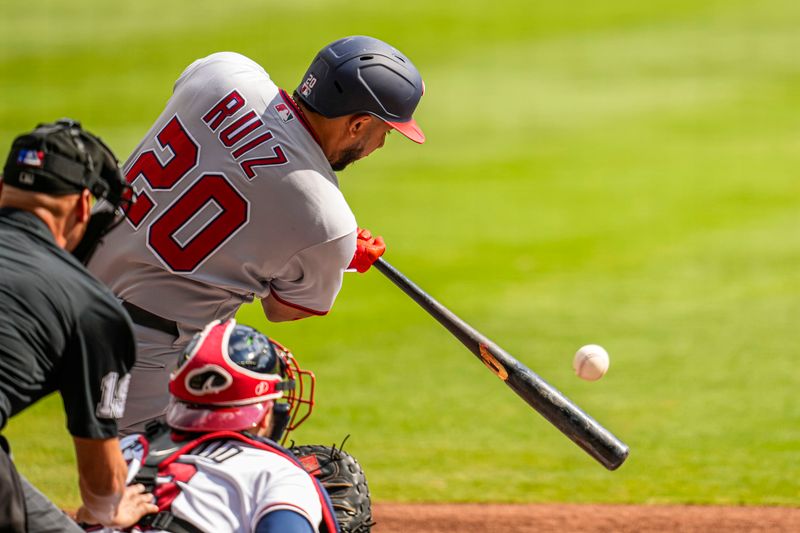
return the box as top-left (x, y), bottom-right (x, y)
top-left (573, 344), bottom-right (610, 381)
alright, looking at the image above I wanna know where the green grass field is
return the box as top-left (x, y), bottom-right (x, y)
top-left (2, 0), bottom-right (799, 510)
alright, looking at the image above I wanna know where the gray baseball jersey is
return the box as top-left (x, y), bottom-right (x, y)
top-left (89, 52), bottom-right (357, 431)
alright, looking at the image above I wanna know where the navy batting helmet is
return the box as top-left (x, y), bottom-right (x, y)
top-left (296, 35), bottom-right (425, 143)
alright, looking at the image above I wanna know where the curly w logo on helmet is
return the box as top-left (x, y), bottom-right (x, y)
top-left (185, 365), bottom-right (233, 395)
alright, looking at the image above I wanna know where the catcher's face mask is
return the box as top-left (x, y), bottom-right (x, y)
top-left (166, 319), bottom-right (315, 442)
top-left (2, 118), bottom-right (132, 264)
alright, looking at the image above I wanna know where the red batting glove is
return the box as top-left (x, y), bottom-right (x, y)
top-left (348, 228), bottom-right (386, 273)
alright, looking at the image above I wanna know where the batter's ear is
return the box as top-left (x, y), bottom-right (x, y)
top-left (347, 114), bottom-right (374, 137)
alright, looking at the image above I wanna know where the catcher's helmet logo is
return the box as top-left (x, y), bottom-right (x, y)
top-left (185, 365), bottom-right (233, 395)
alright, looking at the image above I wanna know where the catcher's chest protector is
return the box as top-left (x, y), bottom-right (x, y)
top-left (128, 425), bottom-right (339, 533)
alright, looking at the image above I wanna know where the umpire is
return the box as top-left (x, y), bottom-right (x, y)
top-left (0, 120), bottom-right (157, 532)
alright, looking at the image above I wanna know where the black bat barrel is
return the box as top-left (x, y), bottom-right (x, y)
top-left (491, 340), bottom-right (629, 470)
top-left (374, 258), bottom-right (630, 471)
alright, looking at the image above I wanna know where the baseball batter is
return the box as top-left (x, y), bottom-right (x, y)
top-left (88, 36), bottom-right (425, 432)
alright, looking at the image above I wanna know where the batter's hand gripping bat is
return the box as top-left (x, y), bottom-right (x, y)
top-left (373, 257), bottom-right (630, 470)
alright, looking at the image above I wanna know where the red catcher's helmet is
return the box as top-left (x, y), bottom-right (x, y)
top-left (166, 319), bottom-right (315, 440)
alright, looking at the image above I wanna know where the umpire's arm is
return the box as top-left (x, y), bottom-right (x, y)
top-left (73, 436), bottom-right (127, 519)
top-left (61, 296), bottom-right (158, 526)
top-left (73, 435), bottom-right (158, 527)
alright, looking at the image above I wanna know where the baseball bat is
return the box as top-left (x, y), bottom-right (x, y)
top-left (373, 257), bottom-right (629, 471)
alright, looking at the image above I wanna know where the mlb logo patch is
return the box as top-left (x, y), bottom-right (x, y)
top-left (17, 150), bottom-right (44, 168)
top-left (274, 103), bottom-right (294, 123)
top-left (299, 73), bottom-right (317, 97)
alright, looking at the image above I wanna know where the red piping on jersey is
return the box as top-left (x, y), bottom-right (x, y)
top-left (269, 290), bottom-right (329, 317)
top-left (279, 89), bottom-right (322, 146)
top-left (261, 501), bottom-right (312, 515)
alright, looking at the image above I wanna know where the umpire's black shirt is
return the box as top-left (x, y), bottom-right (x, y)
top-left (0, 208), bottom-right (135, 439)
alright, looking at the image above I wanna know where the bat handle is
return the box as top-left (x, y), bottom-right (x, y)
top-left (374, 258), bottom-right (480, 346)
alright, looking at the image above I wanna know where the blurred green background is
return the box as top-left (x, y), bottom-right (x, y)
top-left (2, 0), bottom-right (799, 510)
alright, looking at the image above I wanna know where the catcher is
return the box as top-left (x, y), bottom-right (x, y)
top-left (76, 319), bottom-right (372, 533)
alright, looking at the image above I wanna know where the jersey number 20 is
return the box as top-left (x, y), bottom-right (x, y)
top-left (124, 117), bottom-right (248, 272)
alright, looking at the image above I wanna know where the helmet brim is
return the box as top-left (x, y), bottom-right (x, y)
top-left (165, 398), bottom-right (272, 432)
top-left (384, 117), bottom-right (425, 144)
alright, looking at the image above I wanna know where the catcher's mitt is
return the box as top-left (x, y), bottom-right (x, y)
top-left (290, 442), bottom-right (375, 533)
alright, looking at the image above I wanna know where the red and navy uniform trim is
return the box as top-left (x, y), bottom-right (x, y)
top-left (279, 89), bottom-right (322, 146)
top-left (269, 289), bottom-right (329, 317)
top-left (147, 429), bottom-right (339, 533)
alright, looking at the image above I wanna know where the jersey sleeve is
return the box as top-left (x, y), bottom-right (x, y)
top-left (250, 462), bottom-right (323, 532)
top-left (58, 298), bottom-right (137, 439)
top-left (267, 231), bottom-right (356, 315)
top-left (173, 52), bottom-right (269, 97)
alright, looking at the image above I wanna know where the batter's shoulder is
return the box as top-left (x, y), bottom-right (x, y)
top-left (176, 51), bottom-right (270, 90)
